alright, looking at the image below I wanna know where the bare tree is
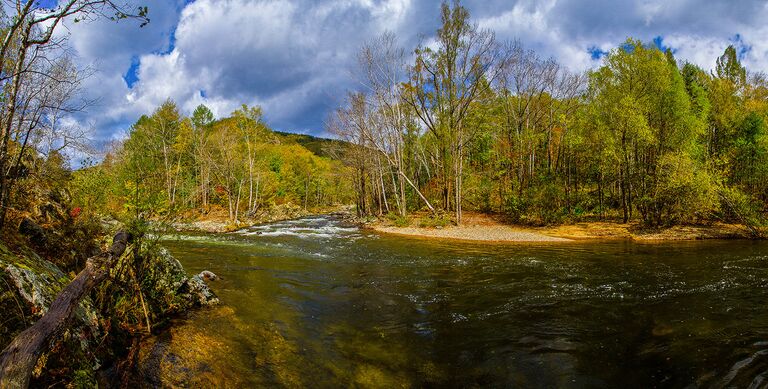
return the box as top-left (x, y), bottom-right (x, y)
top-left (0, 0), bottom-right (148, 228)
top-left (356, 32), bottom-right (435, 215)
top-left (327, 96), bottom-right (373, 217)
top-left (233, 105), bottom-right (264, 214)
top-left (495, 40), bottom-right (585, 195)
top-left (403, 0), bottom-right (499, 224)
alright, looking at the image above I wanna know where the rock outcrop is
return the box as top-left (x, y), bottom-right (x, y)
top-left (0, 240), bottom-right (218, 386)
top-left (126, 246), bottom-right (219, 314)
top-left (0, 243), bottom-right (102, 387)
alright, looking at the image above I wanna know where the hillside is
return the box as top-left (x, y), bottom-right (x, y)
top-left (275, 131), bottom-right (349, 159)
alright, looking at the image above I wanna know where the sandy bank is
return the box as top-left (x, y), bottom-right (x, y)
top-left (544, 221), bottom-right (754, 241)
top-left (367, 213), bottom-right (570, 242)
top-left (367, 213), bottom-right (758, 242)
top-left (373, 225), bottom-right (570, 242)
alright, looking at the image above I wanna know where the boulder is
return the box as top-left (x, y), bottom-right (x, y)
top-left (18, 218), bottom-right (47, 247)
top-left (198, 270), bottom-right (219, 281)
top-left (1, 241), bottom-right (219, 387)
top-left (0, 243), bottom-right (102, 386)
top-left (135, 246), bottom-right (219, 312)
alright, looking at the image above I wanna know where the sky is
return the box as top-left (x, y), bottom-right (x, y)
top-left (43, 0), bottom-right (768, 149)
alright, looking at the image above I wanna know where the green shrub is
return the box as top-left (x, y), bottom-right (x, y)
top-left (386, 213), bottom-right (412, 227)
top-left (718, 186), bottom-right (765, 232)
top-left (501, 194), bottom-right (527, 223)
top-left (524, 180), bottom-right (566, 225)
top-left (418, 213), bottom-right (452, 228)
top-left (641, 152), bottom-right (720, 225)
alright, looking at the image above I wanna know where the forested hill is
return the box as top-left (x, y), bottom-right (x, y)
top-left (274, 131), bottom-right (349, 159)
top-left (70, 103), bottom-right (354, 225)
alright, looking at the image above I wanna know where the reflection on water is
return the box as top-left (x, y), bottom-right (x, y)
top-left (162, 216), bottom-right (768, 388)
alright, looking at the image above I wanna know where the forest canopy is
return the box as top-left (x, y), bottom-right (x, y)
top-left (70, 102), bottom-right (353, 225)
top-left (0, 0), bottom-right (766, 233)
top-left (329, 1), bottom-right (768, 230)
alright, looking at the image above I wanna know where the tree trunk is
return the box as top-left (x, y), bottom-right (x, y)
top-left (620, 165), bottom-right (628, 224)
top-left (454, 140), bottom-right (463, 225)
top-left (235, 183), bottom-right (242, 224)
top-left (227, 190), bottom-right (234, 222)
top-left (398, 171), bottom-right (434, 213)
top-left (247, 140), bottom-right (253, 212)
top-left (0, 23), bottom-right (31, 230)
top-left (0, 232), bottom-right (131, 388)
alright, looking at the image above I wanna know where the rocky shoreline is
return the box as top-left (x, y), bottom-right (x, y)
top-left (171, 204), bottom-right (354, 233)
top-left (0, 237), bottom-right (220, 386)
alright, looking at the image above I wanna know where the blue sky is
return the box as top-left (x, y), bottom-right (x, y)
top-left (49, 0), bottom-right (768, 149)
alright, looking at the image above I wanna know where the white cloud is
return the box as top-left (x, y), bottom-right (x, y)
top-left (477, 0), bottom-right (595, 71)
top-left (664, 34), bottom-right (730, 70)
top-left (49, 0), bottom-right (768, 149)
top-left (117, 0), bottom-right (420, 132)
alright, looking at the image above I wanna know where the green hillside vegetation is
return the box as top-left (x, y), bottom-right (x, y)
top-left (72, 102), bottom-right (353, 225)
top-left (274, 131), bottom-right (349, 159)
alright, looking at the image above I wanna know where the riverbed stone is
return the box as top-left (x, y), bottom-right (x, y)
top-left (133, 307), bottom-right (244, 387)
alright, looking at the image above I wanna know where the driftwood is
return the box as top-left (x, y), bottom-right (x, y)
top-left (0, 231), bottom-right (132, 389)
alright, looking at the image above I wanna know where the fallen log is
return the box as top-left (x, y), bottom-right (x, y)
top-left (0, 231), bottom-right (132, 389)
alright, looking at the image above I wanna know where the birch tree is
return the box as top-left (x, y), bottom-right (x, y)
top-left (403, 0), bottom-right (498, 224)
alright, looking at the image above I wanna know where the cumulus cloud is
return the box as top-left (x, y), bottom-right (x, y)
top-left (54, 0), bottom-right (768, 147)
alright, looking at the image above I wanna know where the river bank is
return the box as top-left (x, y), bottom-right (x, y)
top-left (170, 203), bottom-right (352, 233)
top-left (174, 207), bottom-right (760, 242)
top-left (0, 236), bottom-right (219, 386)
top-left (163, 216), bottom-right (768, 387)
top-left (365, 212), bottom-right (759, 242)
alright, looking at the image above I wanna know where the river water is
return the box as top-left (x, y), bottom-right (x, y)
top-left (162, 216), bottom-right (768, 388)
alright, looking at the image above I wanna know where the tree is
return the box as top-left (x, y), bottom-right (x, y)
top-left (328, 95), bottom-right (376, 217)
top-left (206, 119), bottom-right (248, 223)
top-left (585, 39), bottom-right (712, 225)
top-left (140, 100), bottom-right (183, 207)
top-left (0, 0), bottom-right (148, 229)
top-left (708, 46), bottom-right (747, 159)
top-left (494, 40), bottom-right (584, 206)
top-left (715, 45), bottom-right (746, 87)
top-left (403, 0), bottom-right (498, 224)
top-left (356, 32), bottom-right (434, 216)
top-left (191, 104), bottom-right (215, 209)
top-left (233, 105), bottom-right (265, 214)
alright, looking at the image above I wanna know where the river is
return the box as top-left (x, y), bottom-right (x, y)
top-left (161, 215), bottom-right (768, 388)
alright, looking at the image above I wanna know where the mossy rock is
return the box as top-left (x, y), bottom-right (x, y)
top-left (128, 245), bottom-right (219, 316)
top-left (0, 239), bottom-right (219, 386)
top-left (133, 307), bottom-right (243, 388)
top-left (0, 242), bottom-right (102, 385)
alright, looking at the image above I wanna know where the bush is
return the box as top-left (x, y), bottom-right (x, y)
top-left (386, 213), bottom-right (412, 227)
top-left (417, 213), bottom-right (452, 228)
top-left (642, 152), bottom-right (720, 225)
top-left (463, 174), bottom-right (495, 213)
top-left (718, 186), bottom-right (765, 230)
top-left (501, 194), bottom-right (527, 223)
top-left (524, 179), bottom-right (566, 225)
